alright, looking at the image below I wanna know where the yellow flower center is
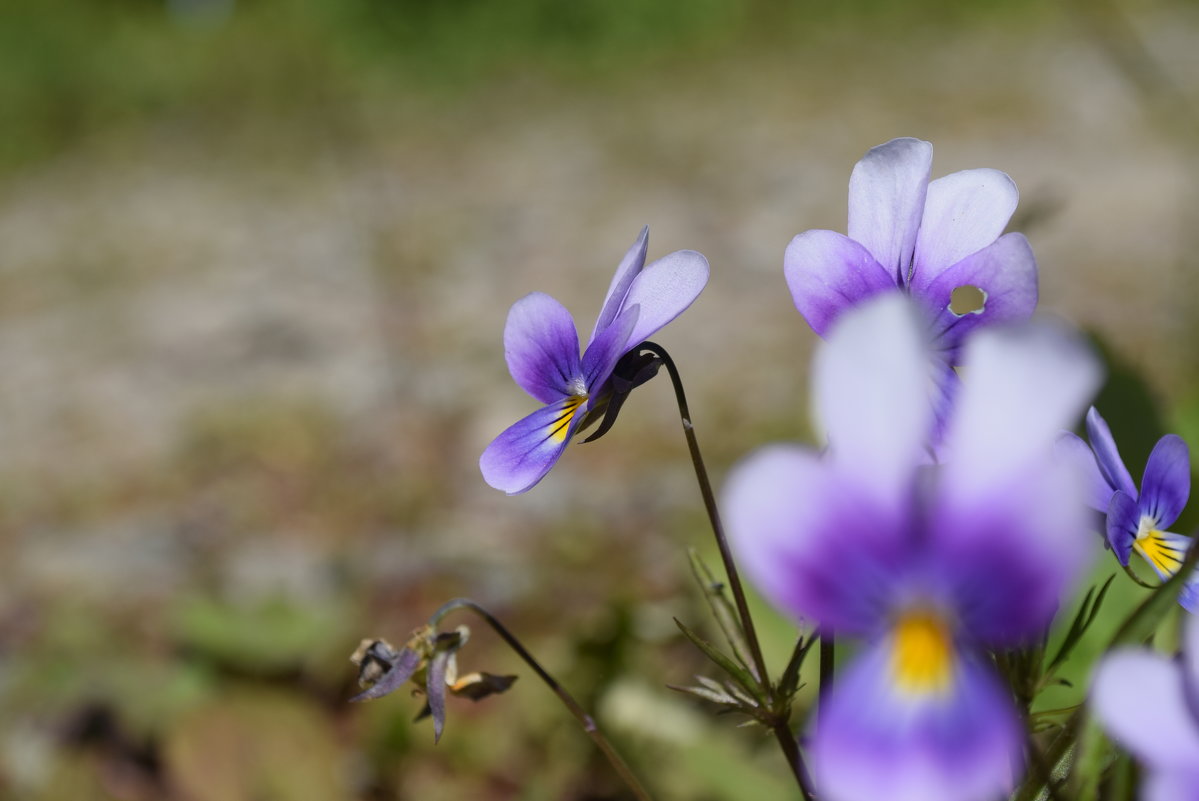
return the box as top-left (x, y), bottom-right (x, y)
top-left (891, 610), bottom-right (954, 696)
top-left (549, 395), bottom-right (588, 443)
top-left (1133, 518), bottom-right (1184, 577)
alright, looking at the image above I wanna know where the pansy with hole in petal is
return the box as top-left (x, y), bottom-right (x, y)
top-left (1090, 610), bottom-right (1199, 801)
top-left (480, 227), bottom-right (708, 494)
top-left (784, 138), bottom-right (1037, 364)
top-left (1057, 407), bottom-right (1197, 612)
top-left (724, 295), bottom-right (1099, 801)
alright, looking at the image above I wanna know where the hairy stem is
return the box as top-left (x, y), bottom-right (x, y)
top-left (430, 599), bottom-right (655, 801)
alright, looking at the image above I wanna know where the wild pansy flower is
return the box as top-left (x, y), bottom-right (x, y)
top-left (480, 227), bottom-right (708, 494)
top-left (1057, 407), bottom-right (1196, 612)
top-left (784, 137), bottom-right (1038, 367)
top-left (724, 295), bottom-right (1099, 801)
top-left (1090, 610), bottom-right (1199, 801)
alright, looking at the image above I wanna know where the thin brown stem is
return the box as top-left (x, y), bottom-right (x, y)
top-left (430, 599), bottom-right (655, 801)
top-left (639, 342), bottom-right (813, 799)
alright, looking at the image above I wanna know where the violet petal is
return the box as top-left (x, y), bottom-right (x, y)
top-left (618, 249), bottom-right (709, 348)
top-left (592, 225), bottom-right (649, 339)
top-left (809, 642), bottom-right (1022, 801)
top-left (911, 167), bottom-right (1019, 287)
top-left (1085, 407), bottom-right (1138, 500)
top-left (783, 229), bottom-right (898, 337)
top-left (917, 233), bottom-right (1038, 359)
top-left (1091, 648), bottom-right (1199, 771)
top-left (847, 137), bottom-right (933, 282)
top-left (581, 304), bottom-right (639, 392)
top-left (503, 292), bottom-right (584, 404)
top-left (1055, 432), bottom-right (1116, 513)
top-left (723, 445), bottom-right (907, 637)
top-left (479, 397), bottom-right (586, 494)
top-left (1140, 434), bottom-right (1191, 529)
top-left (1105, 490), bottom-right (1140, 566)
top-left (940, 318), bottom-right (1100, 504)
top-left (813, 294), bottom-right (934, 508)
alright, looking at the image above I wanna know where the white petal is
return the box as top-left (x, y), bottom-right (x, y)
top-left (847, 138), bottom-right (934, 279)
top-left (1091, 649), bottom-right (1199, 771)
top-left (813, 294), bottom-right (934, 507)
top-left (941, 318), bottom-right (1101, 501)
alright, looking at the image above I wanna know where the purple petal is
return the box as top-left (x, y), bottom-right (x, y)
top-left (928, 460), bottom-right (1094, 645)
top-left (592, 226), bottom-right (649, 340)
top-left (813, 294), bottom-right (935, 509)
top-left (1105, 490), bottom-right (1139, 566)
top-left (479, 396), bottom-right (587, 494)
top-left (916, 233), bottom-right (1038, 359)
top-left (503, 292), bottom-right (584, 404)
top-left (847, 138), bottom-right (933, 282)
top-left (1145, 771), bottom-right (1199, 801)
top-left (941, 318), bottom-right (1101, 504)
top-left (1180, 571), bottom-right (1199, 615)
top-left (581, 305), bottom-right (639, 392)
top-left (617, 249), bottom-right (709, 348)
top-left (1055, 432), bottom-right (1116, 513)
top-left (1140, 434), bottom-right (1191, 529)
top-left (911, 168), bottom-right (1019, 285)
top-left (1185, 612), bottom-right (1199, 690)
top-left (1091, 648), bottom-right (1199, 771)
top-left (783, 230), bottom-right (898, 337)
top-left (1085, 407), bottom-right (1137, 500)
top-left (810, 642), bottom-right (1022, 801)
top-left (723, 445), bottom-right (907, 636)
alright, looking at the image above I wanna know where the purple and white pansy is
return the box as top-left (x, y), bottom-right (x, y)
top-left (784, 138), bottom-right (1038, 366)
top-left (724, 294), bottom-right (1100, 801)
top-left (480, 227), bottom-right (709, 494)
top-left (1057, 407), bottom-right (1197, 612)
top-left (1091, 611), bottom-right (1199, 801)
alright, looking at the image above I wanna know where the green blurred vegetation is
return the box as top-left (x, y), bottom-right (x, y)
top-left (2, 0), bottom-right (1197, 799)
top-left (0, 0), bottom-right (1051, 171)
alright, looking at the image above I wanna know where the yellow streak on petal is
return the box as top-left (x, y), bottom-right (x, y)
top-left (549, 395), bottom-right (587, 444)
top-left (891, 611), bottom-right (954, 696)
top-left (1134, 530), bottom-right (1184, 577)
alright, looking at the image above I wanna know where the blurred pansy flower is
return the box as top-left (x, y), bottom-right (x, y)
top-left (1057, 407), bottom-right (1197, 612)
top-left (1091, 610), bottom-right (1199, 801)
top-left (724, 295), bottom-right (1099, 801)
top-left (480, 227), bottom-right (708, 494)
top-left (784, 137), bottom-right (1037, 366)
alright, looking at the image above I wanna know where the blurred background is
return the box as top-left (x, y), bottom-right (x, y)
top-left (1, 0), bottom-right (1198, 799)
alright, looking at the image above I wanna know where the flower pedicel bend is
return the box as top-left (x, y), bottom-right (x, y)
top-left (480, 227), bottom-right (709, 494)
top-left (1058, 407), bottom-right (1197, 612)
top-left (724, 294), bottom-right (1100, 801)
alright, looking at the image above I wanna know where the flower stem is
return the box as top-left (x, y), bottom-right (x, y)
top-left (638, 342), bottom-right (813, 800)
top-left (819, 629), bottom-right (835, 719)
top-left (429, 598), bottom-right (655, 801)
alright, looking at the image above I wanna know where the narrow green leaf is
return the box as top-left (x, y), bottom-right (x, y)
top-left (673, 617), bottom-right (763, 703)
top-left (777, 635), bottom-right (814, 700)
top-left (687, 549), bottom-right (755, 676)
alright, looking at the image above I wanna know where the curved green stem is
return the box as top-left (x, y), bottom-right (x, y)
top-left (430, 599), bottom-right (655, 801)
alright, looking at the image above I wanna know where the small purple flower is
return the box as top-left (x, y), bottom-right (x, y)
top-left (1057, 408), bottom-right (1196, 612)
top-left (724, 295), bottom-right (1100, 801)
top-left (480, 227), bottom-right (709, 494)
top-left (1090, 611), bottom-right (1199, 801)
top-left (784, 138), bottom-right (1038, 366)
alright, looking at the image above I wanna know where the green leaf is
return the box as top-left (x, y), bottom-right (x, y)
top-left (673, 618), bottom-right (763, 705)
top-left (687, 549), bottom-right (756, 678)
